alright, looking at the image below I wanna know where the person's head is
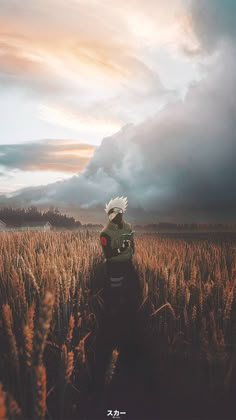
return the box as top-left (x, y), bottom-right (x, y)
top-left (104, 196), bottom-right (128, 223)
top-left (110, 211), bottom-right (123, 225)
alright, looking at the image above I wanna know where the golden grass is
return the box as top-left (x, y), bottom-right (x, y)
top-left (0, 230), bottom-right (235, 418)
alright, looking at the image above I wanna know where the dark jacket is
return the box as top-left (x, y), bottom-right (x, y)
top-left (100, 219), bottom-right (135, 262)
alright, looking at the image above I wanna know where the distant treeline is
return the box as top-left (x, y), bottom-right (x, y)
top-left (0, 206), bottom-right (85, 229)
top-left (1, 206), bottom-right (235, 231)
top-left (134, 222), bottom-right (236, 231)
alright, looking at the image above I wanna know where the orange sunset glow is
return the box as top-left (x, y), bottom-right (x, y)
top-left (0, 0), bottom-right (235, 223)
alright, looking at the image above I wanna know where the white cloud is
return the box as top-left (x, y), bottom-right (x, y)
top-left (2, 41), bottom-right (235, 223)
top-left (0, 0), bottom-right (202, 147)
top-left (1, 1), bottom-right (235, 223)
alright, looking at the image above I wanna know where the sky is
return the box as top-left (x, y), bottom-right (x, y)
top-left (0, 0), bottom-right (235, 223)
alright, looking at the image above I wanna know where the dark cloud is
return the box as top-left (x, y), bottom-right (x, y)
top-left (190, 0), bottom-right (236, 51)
top-left (1, 43), bottom-right (236, 223)
top-left (0, 139), bottom-right (96, 172)
top-left (1, 2), bottom-right (236, 223)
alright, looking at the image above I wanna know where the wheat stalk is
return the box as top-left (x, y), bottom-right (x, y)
top-left (66, 314), bottom-right (75, 347)
top-left (2, 304), bottom-right (19, 374)
top-left (61, 345), bottom-right (74, 384)
top-left (34, 292), bottom-right (54, 364)
top-left (32, 364), bottom-right (47, 420)
top-left (0, 383), bottom-right (6, 420)
top-left (105, 348), bottom-right (119, 385)
top-left (6, 393), bottom-right (22, 419)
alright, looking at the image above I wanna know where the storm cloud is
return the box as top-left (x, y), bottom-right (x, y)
top-left (190, 0), bottom-right (236, 51)
top-left (0, 1), bottom-right (236, 223)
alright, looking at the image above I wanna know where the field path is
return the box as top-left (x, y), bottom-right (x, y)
top-left (87, 303), bottom-right (162, 420)
top-left (88, 312), bottom-right (234, 420)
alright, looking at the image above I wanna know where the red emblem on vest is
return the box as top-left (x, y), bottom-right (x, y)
top-left (100, 236), bottom-right (107, 246)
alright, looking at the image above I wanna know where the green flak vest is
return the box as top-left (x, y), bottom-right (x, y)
top-left (100, 219), bottom-right (134, 262)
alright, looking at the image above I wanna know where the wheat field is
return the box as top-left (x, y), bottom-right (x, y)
top-left (0, 231), bottom-right (236, 419)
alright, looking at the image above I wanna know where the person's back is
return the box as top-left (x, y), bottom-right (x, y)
top-left (100, 218), bottom-right (134, 263)
top-left (91, 197), bottom-right (142, 414)
top-left (99, 197), bottom-right (141, 313)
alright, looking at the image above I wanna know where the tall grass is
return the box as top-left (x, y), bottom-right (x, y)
top-left (0, 230), bottom-right (101, 419)
top-left (0, 230), bottom-right (236, 418)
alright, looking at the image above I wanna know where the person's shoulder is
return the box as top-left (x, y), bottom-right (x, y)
top-left (123, 220), bottom-right (132, 231)
top-left (100, 225), bottom-right (112, 247)
top-left (100, 223), bottom-right (111, 236)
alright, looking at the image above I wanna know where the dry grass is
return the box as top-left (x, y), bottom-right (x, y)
top-left (0, 230), bottom-right (101, 419)
top-left (0, 230), bottom-right (236, 418)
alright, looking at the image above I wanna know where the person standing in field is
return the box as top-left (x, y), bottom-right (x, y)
top-left (90, 197), bottom-right (142, 415)
top-left (100, 196), bottom-right (141, 314)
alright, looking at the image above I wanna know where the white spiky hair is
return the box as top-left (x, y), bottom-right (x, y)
top-left (105, 196), bottom-right (128, 214)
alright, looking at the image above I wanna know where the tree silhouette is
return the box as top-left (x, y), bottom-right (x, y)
top-left (0, 206), bottom-right (82, 229)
